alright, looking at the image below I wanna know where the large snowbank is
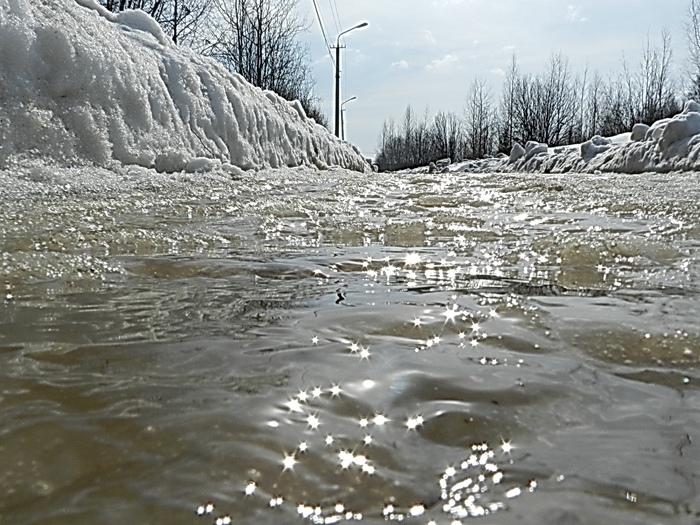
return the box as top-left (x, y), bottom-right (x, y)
top-left (0, 0), bottom-right (368, 173)
top-left (419, 101), bottom-right (700, 176)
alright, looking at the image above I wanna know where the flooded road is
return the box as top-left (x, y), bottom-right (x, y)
top-left (1, 165), bottom-right (699, 524)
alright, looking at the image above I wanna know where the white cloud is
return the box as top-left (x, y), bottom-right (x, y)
top-left (490, 67), bottom-right (506, 76)
top-left (567, 5), bottom-right (587, 22)
top-left (423, 30), bottom-right (436, 45)
top-left (314, 54), bottom-right (333, 66)
top-left (349, 49), bottom-right (368, 63)
top-left (391, 60), bottom-right (409, 69)
top-left (426, 53), bottom-right (459, 73)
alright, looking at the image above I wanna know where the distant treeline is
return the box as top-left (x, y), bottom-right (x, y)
top-left (376, 28), bottom-right (691, 172)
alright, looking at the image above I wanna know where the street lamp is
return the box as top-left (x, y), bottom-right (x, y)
top-left (334, 22), bottom-right (368, 138)
top-left (341, 96), bottom-right (357, 140)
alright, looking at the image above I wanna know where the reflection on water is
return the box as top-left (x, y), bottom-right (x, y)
top-left (1, 166), bottom-right (700, 524)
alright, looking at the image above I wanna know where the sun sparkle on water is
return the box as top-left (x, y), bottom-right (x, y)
top-left (194, 250), bottom-right (538, 524)
top-left (405, 252), bottom-right (421, 266)
top-left (282, 453), bottom-right (297, 471)
top-left (329, 384), bottom-right (342, 397)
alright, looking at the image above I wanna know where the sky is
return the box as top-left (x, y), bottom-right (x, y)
top-left (296, 0), bottom-right (689, 158)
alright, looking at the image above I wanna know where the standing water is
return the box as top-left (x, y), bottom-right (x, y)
top-left (1, 165), bottom-right (699, 524)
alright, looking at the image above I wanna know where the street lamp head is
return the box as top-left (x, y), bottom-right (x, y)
top-left (337, 21), bottom-right (369, 43)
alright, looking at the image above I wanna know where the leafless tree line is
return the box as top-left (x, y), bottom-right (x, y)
top-left (377, 30), bottom-right (682, 171)
top-left (375, 78), bottom-right (493, 171)
top-left (99, 0), bottom-right (327, 126)
top-left (202, 0), bottom-right (325, 124)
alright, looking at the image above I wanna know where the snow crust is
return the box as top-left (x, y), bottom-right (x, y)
top-left (0, 0), bottom-right (367, 173)
top-left (410, 101), bottom-right (700, 176)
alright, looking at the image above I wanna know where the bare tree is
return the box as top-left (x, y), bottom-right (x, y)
top-left (573, 63), bottom-right (589, 142)
top-left (414, 109), bottom-right (431, 164)
top-left (497, 55), bottom-right (519, 152)
top-left (686, 0), bottom-right (700, 98)
top-left (508, 53), bottom-right (578, 146)
top-left (541, 53), bottom-right (578, 145)
top-left (432, 111), bottom-right (463, 160)
top-left (464, 77), bottom-right (494, 158)
top-left (375, 107), bottom-right (420, 171)
top-left (165, 0), bottom-right (210, 46)
top-left (203, 0), bottom-right (326, 125)
top-left (377, 118), bottom-right (394, 158)
top-left (599, 74), bottom-right (630, 136)
top-left (376, 105), bottom-right (464, 170)
top-left (401, 104), bottom-right (416, 160)
top-left (375, 117), bottom-right (403, 171)
top-left (638, 30), bottom-right (677, 123)
top-left (585, 70), bottom-right (604, 137)
top-left (399, 105), bottom-right (429, 165)
top-left (612, 30), bottom-right (679, 129)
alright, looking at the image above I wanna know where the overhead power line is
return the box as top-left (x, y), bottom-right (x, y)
top-left (311, 0), bottom-right (335, 64)
top-left (328, 0), bottom-right (342, 35)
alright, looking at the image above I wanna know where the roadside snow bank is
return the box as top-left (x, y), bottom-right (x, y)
top-left (0, 0), bottom-right (367, 173)
top-left (415, 102), bottom-right (700, 176)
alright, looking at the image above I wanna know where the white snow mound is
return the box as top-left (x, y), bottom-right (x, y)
top-left (0, 0), bottom-right (367, 173)
top-left (435, 101), bottom-right (700, 175)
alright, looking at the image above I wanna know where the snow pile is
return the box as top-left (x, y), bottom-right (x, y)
top-left (580, 135), bottom-right (614, 159)
top-left (405, 101), bottom-right (700, 176)
top-left (0, 0), bottom-right (367, 173)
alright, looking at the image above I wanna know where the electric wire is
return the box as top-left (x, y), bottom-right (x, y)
top-left (311, 0), bottom-right (335, 64)
top-left (328, 0), bottom-right (342, 35)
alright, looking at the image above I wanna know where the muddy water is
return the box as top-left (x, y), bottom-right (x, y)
top-left (0, 165), bottom-right (699, 525)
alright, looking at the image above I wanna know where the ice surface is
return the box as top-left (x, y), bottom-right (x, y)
top-left (0, 0), bottom-right (367, 173)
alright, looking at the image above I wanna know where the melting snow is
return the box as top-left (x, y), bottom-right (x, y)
top-left (418, 99), bottom-right (700, 175)
top-left (0, 0), bottom-right (368, 173)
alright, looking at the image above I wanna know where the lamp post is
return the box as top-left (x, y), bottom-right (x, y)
top-left (334, 22), bottom-right (368, 138)
top-left (341, 96), bottom-right (357, 140)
